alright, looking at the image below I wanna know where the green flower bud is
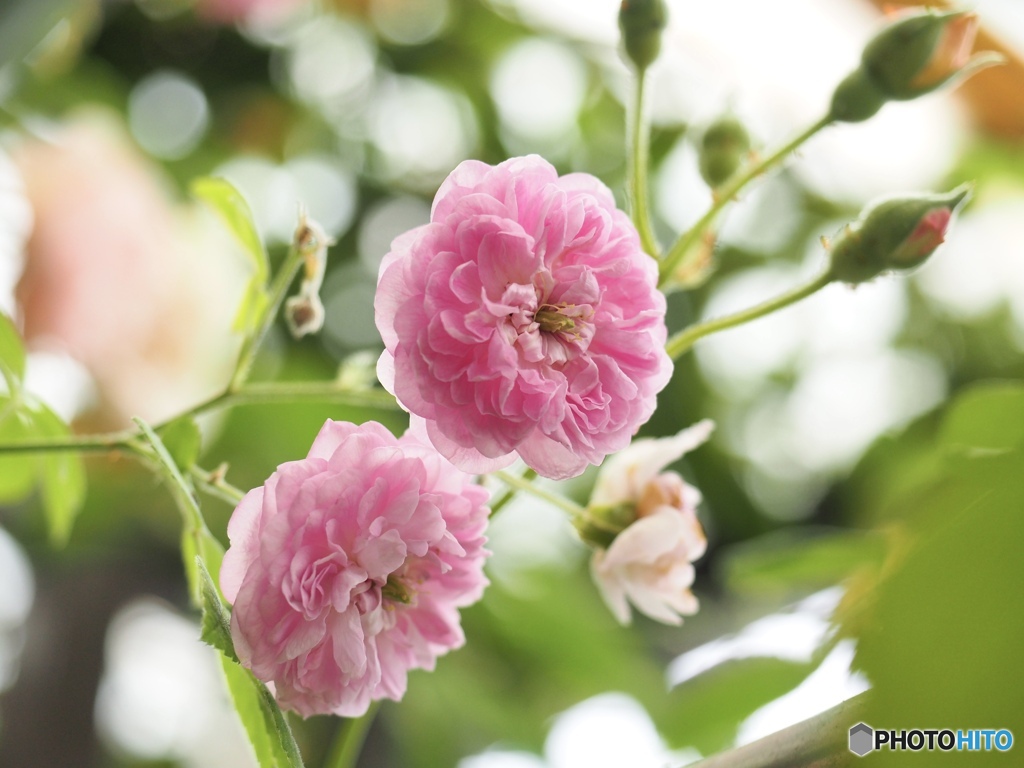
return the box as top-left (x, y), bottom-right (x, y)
top-left (573, 503), bottom-right (635, 550)
top-left (698, 115), bottom-right (751, 189)
top-left (828, 10), bottom-right (1002, 124)
top-left (827, 185), bottom-right (971, 284)
top-left (619, 0), bottom-right (668, 72)
top-left (829, 69), bottom-right (887, 124)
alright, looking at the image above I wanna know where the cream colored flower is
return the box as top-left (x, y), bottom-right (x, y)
top-left (588, 420), bottom-right (713, 625)
top-left (13, 112), bottom-right (245, 427)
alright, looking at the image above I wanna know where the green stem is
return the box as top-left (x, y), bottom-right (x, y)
top-left (324, 701), bottom-right (381, 768)
top-left (134, 419), bottom-right (206, 534)
top-left (629, 70), bottom-right (660, 258)
top-left (493, 470), bottom-right (586, 518)
top-left (190, 465), bottom-right (247, 505)
top-left (0, 430), bottom-right (135, 455)
top-left (488, 467), bottom-right (537, 517)
top-left (665, 269), bottom-right (832, 360)
top-left (229, 242), bottom-right (306, 392)
top-left (688, 692), bottom-right (866, 767)
top-left (659, 115), bottom-right (832, 288)
top-left (203, 382), bottom-right (400, 416)
top-left (0, 383), bottom-right (398, 456)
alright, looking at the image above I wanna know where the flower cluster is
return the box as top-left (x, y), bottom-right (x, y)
top-left (221, 420), bottom-right (489, 717)
top-left (222, 157), bottom-right (685, 716)
top-left (375, 155), bottom-right (672, 480)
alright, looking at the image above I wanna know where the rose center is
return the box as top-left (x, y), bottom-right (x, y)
top-left (535, 304), bottom-right (577, 335)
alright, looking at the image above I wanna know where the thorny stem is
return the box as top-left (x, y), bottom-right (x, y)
top-left (629, 70), bottom-right (661, 258)
top-left (665, 269), bottom-right (832, 360)
top-left (658, 115), bottom-right (832, 289)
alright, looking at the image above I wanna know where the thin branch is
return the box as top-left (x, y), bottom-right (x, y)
top-left (659, 116), bottom-right (832, 288)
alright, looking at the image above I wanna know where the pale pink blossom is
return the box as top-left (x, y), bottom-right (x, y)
top-left (589, 420), bottom-right (713, 625)
top-left (195, 0), bottom-right (305, 24)
top-left (13, 113), bottom-right (243, 427)
top-left (375, 155), bottom-right (672, 480)
top-left (220, 420), bottom-right (490, 717)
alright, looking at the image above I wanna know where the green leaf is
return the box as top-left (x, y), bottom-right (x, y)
top-left (721, 527), bottom-right (888, 597)
top-left (197, 556), bottom-right (305, 768)
top-left (257, 679), bottom-right (306, 768)
top-left (192, 177), bottom-right (268, 278)
top-left (938, 380), bottom-right (1024, 454)
top-left (192, 177), bottom-right (270, 334)
top-left (0, 0), bottom-right (76, 73)
top-left (852, 449), bottom-right (1024, 762)
top-left (220, 656), bottom-right (297, 768)
top-left (197, 555), bottom-right (237, 662)
top-left (233, 276), bottom-right (271, 334)
top-left (660, 656), bottom-right (818, 755)
top-left (0, 312), bottom-right (25, 386)
top-left (0, 400), bottom-right (37, 502)
top-left (159, 416), bottom-right (203, 473)
top-left (29, 401), bottom-right (86, 546)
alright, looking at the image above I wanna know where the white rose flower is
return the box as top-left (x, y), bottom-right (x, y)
top-left (588, 420), bottom-right (714, 625)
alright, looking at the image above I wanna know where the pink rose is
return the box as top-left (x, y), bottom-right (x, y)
top-left (588, 421), bottom-right (713, 625)
top-left (375, 155), bottom-right (672, 480)
top-left (220, 420), bottom-right (490, 717)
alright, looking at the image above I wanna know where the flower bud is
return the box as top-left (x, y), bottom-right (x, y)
top-left (826, 184), bottom-right (971, 284)
top-left (698, 115), bottom-right (751, 189)
top-left (619, 0), bottom-right (668, 72)
top-left (828, 69), bottom-right (887, 124)
top-left (828, 10), bottom-right (1001, 123)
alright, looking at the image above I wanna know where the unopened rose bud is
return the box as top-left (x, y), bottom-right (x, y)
top-left (829, 10), bottom-right (1002, 123)
top-left (619, 0), bottom-right (668, 72)
top-left (698, 115), bottom-right (751, 189)
top-left (826, 184), bottom-right (971, 284)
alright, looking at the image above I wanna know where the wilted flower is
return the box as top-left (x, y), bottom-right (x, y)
top-left (220, 420), bottom-right (490, 717)
top-left (375, 155), bottom-right (672, 481)
top-left (586, 420), bottom-right (713, 625)
top-left (827, 185), bottom-right (971, 284)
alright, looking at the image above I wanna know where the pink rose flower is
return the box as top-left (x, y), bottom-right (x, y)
top-left (588, 420), bottom-right (713, 625)
top-left (375, 155), bottom-right (672, 480)
top-left (220, 420), bottom-right (490, 718)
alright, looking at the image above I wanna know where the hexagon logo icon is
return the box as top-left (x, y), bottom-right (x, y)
top-left (849, 722), bottom-right (874, 757)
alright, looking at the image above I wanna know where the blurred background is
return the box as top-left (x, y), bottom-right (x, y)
top-left (1, 0), bottom-right (1023, 765)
